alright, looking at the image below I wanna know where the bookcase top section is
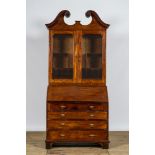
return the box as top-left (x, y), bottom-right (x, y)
top-left (45, 10), bottom-right (110, 30)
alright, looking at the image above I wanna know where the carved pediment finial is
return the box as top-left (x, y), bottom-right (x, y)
top-left (46, 10), bottom-right (109, 29)
top-left (85, 10), bottom-right (109, 28)
top-left (64, 10), bottom-right (70, 18)
top-left (45, 10), bottom-right (70, 29)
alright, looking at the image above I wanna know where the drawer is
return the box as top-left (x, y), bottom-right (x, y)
top-left (47, 120), bottom-right (107, 130)
top-left (47, 130), bottom-right (108, 142)
top-left (47, 112), bottom-right (107, 120)
top-left (47, 102), bottom-right (108, 111)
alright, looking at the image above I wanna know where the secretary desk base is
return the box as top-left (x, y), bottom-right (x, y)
top-left (45, 85), bottom-right (109, 149)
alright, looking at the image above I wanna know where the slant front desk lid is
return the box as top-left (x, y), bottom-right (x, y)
top-left (47, 86), bottom-right (108, 102)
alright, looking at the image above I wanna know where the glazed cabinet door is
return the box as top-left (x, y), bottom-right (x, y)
top-left (80, 31), bottom-right (106, 84)
top-left (49, 30), bottom-right (106, 85)
top-left (49, 31), bottom-right (76, 83)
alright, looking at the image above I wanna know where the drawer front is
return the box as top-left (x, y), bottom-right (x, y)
top-left (47, 120), bottom-right (107, 130)
top-left (47, 112), bottom-right (107, 120)
top-left (48, 102), bottom-right (108, 111)
top-left (47, 130), bottom-right (108, 142)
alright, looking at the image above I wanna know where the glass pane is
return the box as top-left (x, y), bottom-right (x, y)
top-left (52, 34), bottom-right (73, 79)
top-left (82, 34), bottom-right (102, 79)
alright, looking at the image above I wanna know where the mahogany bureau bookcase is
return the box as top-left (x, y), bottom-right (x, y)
top-left (45, 10), bottom-right (110, 149)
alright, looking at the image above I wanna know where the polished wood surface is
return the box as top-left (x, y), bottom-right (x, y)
top-left (47, 102), bottom-right (108, 111)
top-left (47, 111), bottom-right (107, 120)
top-left (45, 10), bottom-right (110, 149)
top-left (47, 86), bottom-right (108, 102)
top-left (47, 120), bottom-right (108, 130)
top-left (45, 10), bottom-right (109, 31)
top-left (46, 130), bottom-right (108, 142)
top-left (46, 10), bottom-right (109, 85)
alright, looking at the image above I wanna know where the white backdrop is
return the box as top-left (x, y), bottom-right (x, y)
top-left (26, 0), bottom-right (128, 131)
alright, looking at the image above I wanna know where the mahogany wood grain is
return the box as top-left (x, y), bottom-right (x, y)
top-left (47, 85), bottom-right (108, 102)
top-left (47, 120), bottom-right (107, 130)
top-left (46, 10), bottom-right (109, 31)
top-left (46, 10), bottom-right (109, 85)
top-left (47, 102), bottom-right (108, 112)
top-left (46, 130), bottom-right (108, 142)
top-left (45, 10), bottom-right (110, 149)
top-left (47, 111), bottom-right (107, 120)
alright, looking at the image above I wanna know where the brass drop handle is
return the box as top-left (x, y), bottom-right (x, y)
top-left (60, 134), bottom-right (65, 137)
top-left (89, 123), bottom-right (94, 127)
top-left (60, 105), bottom-right (66, 109)
top-left (90, 114), bottom-right (95, 117)
top-left (60, 113), bottom-right (65, 117)
top-left (89, 105), bottom-right (95, 109)
top-left (89, 134), bottom-right (96, 137)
